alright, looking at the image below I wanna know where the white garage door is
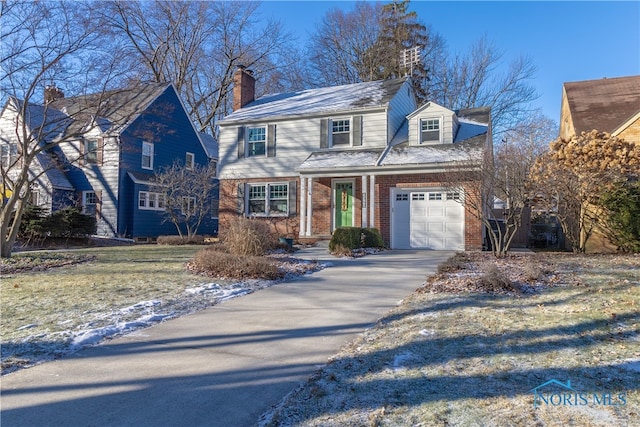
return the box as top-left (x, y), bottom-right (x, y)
top-left (392, 189), bottom-right (464, 250)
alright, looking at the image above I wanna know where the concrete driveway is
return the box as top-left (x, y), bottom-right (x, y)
top-left (1, 247), bottom-right (452, 427)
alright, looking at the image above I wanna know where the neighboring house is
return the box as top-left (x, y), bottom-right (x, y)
top-left (560, 75), bottom-right (640, 144)
top-left (0, 83), bottom-right (219, 241)
top-left (217, 66), bottom-right (492, 250)
top-left (559, 75), bottom-right (640, 251)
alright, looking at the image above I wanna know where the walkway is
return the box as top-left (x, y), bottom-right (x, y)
top-left (1, 247), bottom-right (452, 427)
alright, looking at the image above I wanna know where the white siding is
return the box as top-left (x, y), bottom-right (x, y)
top-left (219, 111), bottom-right (389, 179)
top-left (387, 80), bottom-right (417, 140)
top-left (408, 104), bottom-right (457, 145)
top-left (83, 135), bottom-right (120, 237)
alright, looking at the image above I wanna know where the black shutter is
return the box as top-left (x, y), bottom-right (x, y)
top-left (352, 116), bottom-right (362, 146)
top-left (267, 124), bottom-right (276, 157)
top-left (320, 119), bottom-right (328, 148)
top-left (288, 180), bottom-right (297, 216)
top-left (237, 127), bottom-right (245, 158)
top-left (237, 183), bottom-right (246, 215)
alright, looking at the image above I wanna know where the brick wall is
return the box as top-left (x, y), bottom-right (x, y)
top-left (219, 177), bottom-right (300, 239)
top-left (220, 173), bottom-right (485, 250)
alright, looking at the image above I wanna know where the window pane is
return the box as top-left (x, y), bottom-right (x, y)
top-left (332, 119), bottom-right (350, 146)
top-left (248, 141), bottom-right (266, 156)
top-left (86, 140), bottom-right (98, 163)
top-left (269, 184), bottom-right (288, 199)
top-left (139, 192), bottom-right (147, 207)
top-left (248, 127), bottom-right (266, 142)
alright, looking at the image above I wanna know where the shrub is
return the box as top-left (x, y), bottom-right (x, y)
top-left (479, 264), bottom-right (517, 293)
top-left (361, 228), bottom-right (384, 248)
top-left (191, 248), bottom-right (282, 280)
top-left (157, 235), bottom-right (206, 245)
top-left (18, 206), bottom-right (96, 240)
top-left (221, 216), bottom-right (277, 256)
top-left (329, 227), bottom-right (363, 252)
top-left (329, 227), bottom-right (385, 253)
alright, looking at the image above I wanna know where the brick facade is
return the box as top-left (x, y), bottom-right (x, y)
top-left (220, 173), bottom-right (485, 251)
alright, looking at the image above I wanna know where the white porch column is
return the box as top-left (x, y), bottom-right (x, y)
top-left (306, 177), bottom-right (313, 236)
top-left (361, 174), bottom-right (368, 228)
top-left (369, 175), bottom-right (376, 228)
top-left (299, 177), bottom-right (307, 237)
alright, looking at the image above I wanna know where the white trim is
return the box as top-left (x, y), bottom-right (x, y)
top-left (612, 110), bottom-right (640, 136)
top-left (299, 177), bottom-right (307, 237)
top-left (306, 177), bottom-right (313, 236)
top-left (329, 116), bottom-right (353, 147)
top-left (142, 141), bottom-right (154, 170)
top-left (246, 181), bottom-right (289, 217)
top-left (361, 175), bottom-right (368, 228)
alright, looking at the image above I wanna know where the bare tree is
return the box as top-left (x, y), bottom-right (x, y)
top-left (104, 1), bottom-right (295, 135)
top-left (308, 2), bottom-right (384, 86)
top-left (0, 1), bottom-right (123, 258)
top-left (428, 36), bottom-right (538, 135)
top-left (150, 161), bottom-right (218, 239)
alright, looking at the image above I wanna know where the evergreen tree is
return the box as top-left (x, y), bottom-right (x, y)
top-left (366, 0), bottom-right (430, 100)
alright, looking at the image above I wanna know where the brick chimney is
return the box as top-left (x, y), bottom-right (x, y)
top-left (232, 66), bottom-right (255, 111)
top-left (44, 84), bottom-right (64, 105)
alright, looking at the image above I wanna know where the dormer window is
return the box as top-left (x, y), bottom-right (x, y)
top-left (420, 118), bottom-right (441, 143)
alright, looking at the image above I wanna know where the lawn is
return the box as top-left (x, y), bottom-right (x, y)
top-left (1, 244), bottom-right (320, 374)
top-left (261, 253), bottom-right (640, 427)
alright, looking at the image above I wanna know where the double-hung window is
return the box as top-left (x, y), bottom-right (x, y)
top-left (85, 139), bottom-right (99, 164)
top-left (248, 183), bottom-right (288, 216)
top-left (420, 118), bottom-right (441, 143)
top-left (142, 142), bottom-right (154, 169)
top-left (1, 144), bottom-right (18, 168)
top-left (182, 197), bottom-right (196, 216)
top-left (185, 152), bottom-right (195, 169)
top-left (331, 119), bottom-right (350, 146)
top-left (247, 127), bottom-right (266, 157)
top-left (83, 191), bottom-right (97, 215)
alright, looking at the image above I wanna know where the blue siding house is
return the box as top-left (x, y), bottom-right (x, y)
top-left (0, 83), bottom-right (218, 241)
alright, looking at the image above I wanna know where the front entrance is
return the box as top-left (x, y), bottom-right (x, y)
top-left (333, 181), bottom-right (354, 230)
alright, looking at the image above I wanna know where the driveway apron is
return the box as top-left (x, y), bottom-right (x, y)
top-left (1, 248), bottom-right (452, 427)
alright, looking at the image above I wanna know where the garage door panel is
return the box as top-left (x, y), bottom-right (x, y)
top-left (392, 189), bottom-right (465, 250)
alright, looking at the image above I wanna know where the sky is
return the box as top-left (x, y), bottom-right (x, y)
top-left (259, 1), bottom-right (640, 123)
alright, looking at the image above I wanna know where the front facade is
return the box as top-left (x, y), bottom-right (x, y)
top-left (217, 67), bottom-right (491, 250)
top-left (0, 83), bottom-right (219, 241)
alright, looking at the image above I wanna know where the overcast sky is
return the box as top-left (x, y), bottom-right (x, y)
top-left (260, 1), bottom-right (640, 123)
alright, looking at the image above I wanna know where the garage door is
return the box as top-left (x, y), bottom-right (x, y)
top-left (392, 189), bottom-right (464, 250)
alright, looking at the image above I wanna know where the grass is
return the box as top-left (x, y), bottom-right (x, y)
top-left (261, 253), bottom-right (640, 427)
top-left (1, 245), bottom-right (211, 362)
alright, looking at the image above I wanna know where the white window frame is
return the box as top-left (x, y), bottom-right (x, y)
top-left (330, 118), bottom-right (351, 147)
top-left (420, 118), bottom-right (442, 144)
top-left (247, 126), bottom-right (266, 157)
top-left (142, 141), bottom-right (154, 170)
top-left (83, 191), bottom-right (97, 215)
top-left (138, 191), bottom-right (165, 211)
top-left (182, 196), bottom-right (196, 216)
top-left (247, 182), bottom-right (289, 217)
top-left (185, 152), bottom-right (195, 170)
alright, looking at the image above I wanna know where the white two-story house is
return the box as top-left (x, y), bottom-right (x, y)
top-left (217, 66), bottom-right (491, 250)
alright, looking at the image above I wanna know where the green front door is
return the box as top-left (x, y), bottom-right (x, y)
top-left (334, 182), bottom-right (353, 228)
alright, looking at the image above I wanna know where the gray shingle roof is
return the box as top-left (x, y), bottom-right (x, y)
top-left (220, 78), bottom-right (409, 123)
top-left (52, 82), bottom-right (170, 134)
top-left (564, 75), bottom-right (640, 134)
